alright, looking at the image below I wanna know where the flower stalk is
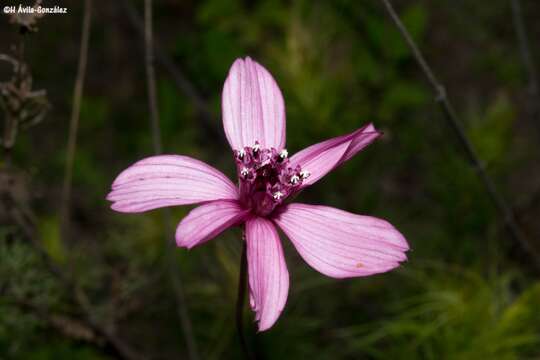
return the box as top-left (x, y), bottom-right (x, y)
top-left (236, 233), bottom-right (254, 359)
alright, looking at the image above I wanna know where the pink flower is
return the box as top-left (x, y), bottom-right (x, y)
top-left (107, 57), bottom-right (409, 331)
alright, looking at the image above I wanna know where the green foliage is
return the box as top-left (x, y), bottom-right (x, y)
top-left (337, 265), bottom-right (540, 360)
top-left (39, 216), bottom-right (65, 264)
top-left (0, 235), bottom-right (63, 358)
top-left (469, 93), bottom-right (515, 165)
top-left (0, 237), bottom-right (61, 308)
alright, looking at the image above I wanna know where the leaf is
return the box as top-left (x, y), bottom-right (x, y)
top-left (38, 216), bottom-right (65, 264)
top-left (469, 93), bottom-right (515, 164)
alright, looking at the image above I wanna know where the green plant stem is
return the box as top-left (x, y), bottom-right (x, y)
top-left (237, 238), bottom-right (254, 360)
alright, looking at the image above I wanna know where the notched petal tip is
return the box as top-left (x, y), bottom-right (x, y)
top-left (365, 122), bottom-right (378, 133)
top-left (175, 231), bottom-right (195, 249)
top-left (257, 311), bottom-right (285, 332)
top-left (362, 123), bottom-right (383, 139)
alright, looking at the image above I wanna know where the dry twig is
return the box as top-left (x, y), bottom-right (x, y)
top-left (60, 0), bottom-right (92, 242)
top-left (143, 1), bottom-right (200, 359)
top-left (379, 0), bottom-right (540, 268)
top-left (511, 0), bottom-right (539, 99)
top-left (123, 0), bottom-right (225, 145)
top-left (0, 54), bottom-right (49, 158)
top-left (510, 0), bottom-right (540, 138)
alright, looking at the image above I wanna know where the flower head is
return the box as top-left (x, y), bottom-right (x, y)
top-left (107, 57), bottom-right (409, 331)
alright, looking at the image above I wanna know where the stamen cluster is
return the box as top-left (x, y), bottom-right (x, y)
top-left (234, 142), bottom-right (309, 216)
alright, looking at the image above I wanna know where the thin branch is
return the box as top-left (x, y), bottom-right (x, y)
top-left (144, 0), bottom-right (162, 155)
top-left (143, 1), bottom-right (200, 359)
top-left (236, 238), bottom-right (254, 360)
top-left (511, 0), bottom-right (539, 98)
top-left (2, 30), bottom-right (26, 164)
top-left (510, 0), bottom-right (540, 139)
top-left (379, 0), bottom-right (540, 268)
top-left (60, 0), bottom-right (92, 241)
top-left (122, 0), bottom-right (225, 145)
top-left (6, 297), bottom-right (100, 344)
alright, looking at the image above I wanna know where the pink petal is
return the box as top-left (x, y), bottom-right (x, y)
top-left (289, 123), bottom-right (380, 188)
top-left (246, 217), bottom-right (289, 331)
top-left (222, 57), bottom-right (286, 151)
top-left (274, 203), bottom-right (408, 279)
top-left (107, 155), bottom-right (238, 213)
top-left (176, 200), bottom-right (249, 249)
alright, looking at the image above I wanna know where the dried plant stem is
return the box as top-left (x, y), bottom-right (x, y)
top-left (236, 238), bottom-right (254, 360)
top-left (511, 0), bottom-right (539, 98)
top-left (510, 0), bottom-right (540, 138)
top-left (379, 0), bottom-right (540, 268)
top-left (60, 0), bottom-right (92, 241)
top-left (163, 209), bottom-right (200, 360)
top-left (2, 30), bottom-right (26, 164)
top-left (144, 0), bottom-right (161, 155)
top-left (122, 0), bottom-right (225, 145)
top-left (7, 297), bottom-right (98, 344)
top-left (143, 1), bottom-right (200, 359)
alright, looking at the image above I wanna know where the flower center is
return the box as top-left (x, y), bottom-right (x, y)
top-left (234, 141), bottom-right (310, 216)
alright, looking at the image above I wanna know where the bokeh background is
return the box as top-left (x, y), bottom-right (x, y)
top-left (1, 0), bottom-right (540, 359)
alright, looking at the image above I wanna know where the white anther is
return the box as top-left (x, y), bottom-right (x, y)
top-left (240, 167), bottom-right (249, 177)
top-left (290, 175), bottom-right (300, 185)
top-left (279, 149), bottom-right (288, 159)
top-left (252, 142), bottom-right (261, 152)
top-left (300, 170), bottom-right (310, 179)
top-left (238, 149), bottom-right (246, 159)
top-left (273, 191), bottom-right (284, 200)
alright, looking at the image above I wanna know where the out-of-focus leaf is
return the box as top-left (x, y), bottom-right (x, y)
top-left (469, 93), bottom-right (515, 165)
top-left (38, 215), bottom-right (65, 264)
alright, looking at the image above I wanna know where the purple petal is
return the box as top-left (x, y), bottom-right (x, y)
top-left (289, 123), bottom-right (380, 188)
top-left (176, 200), bottom-right (249, 249)
top-left (246, 217), bottom-right (289, 331)
top-left (274, 203), bottom-right (409, 279)
top-left (222, 57), bottom-right (286, 151)
top-left (107, 155), bottom-right (238, 213)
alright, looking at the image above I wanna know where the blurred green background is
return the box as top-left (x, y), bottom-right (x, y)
top-left (1, 0), bottom-right (540, 359)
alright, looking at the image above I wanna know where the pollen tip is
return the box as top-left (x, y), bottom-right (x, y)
top-left (252, 141), bottom-right (261, 152)
top-left (273, 191), bottom-right (284, 201)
